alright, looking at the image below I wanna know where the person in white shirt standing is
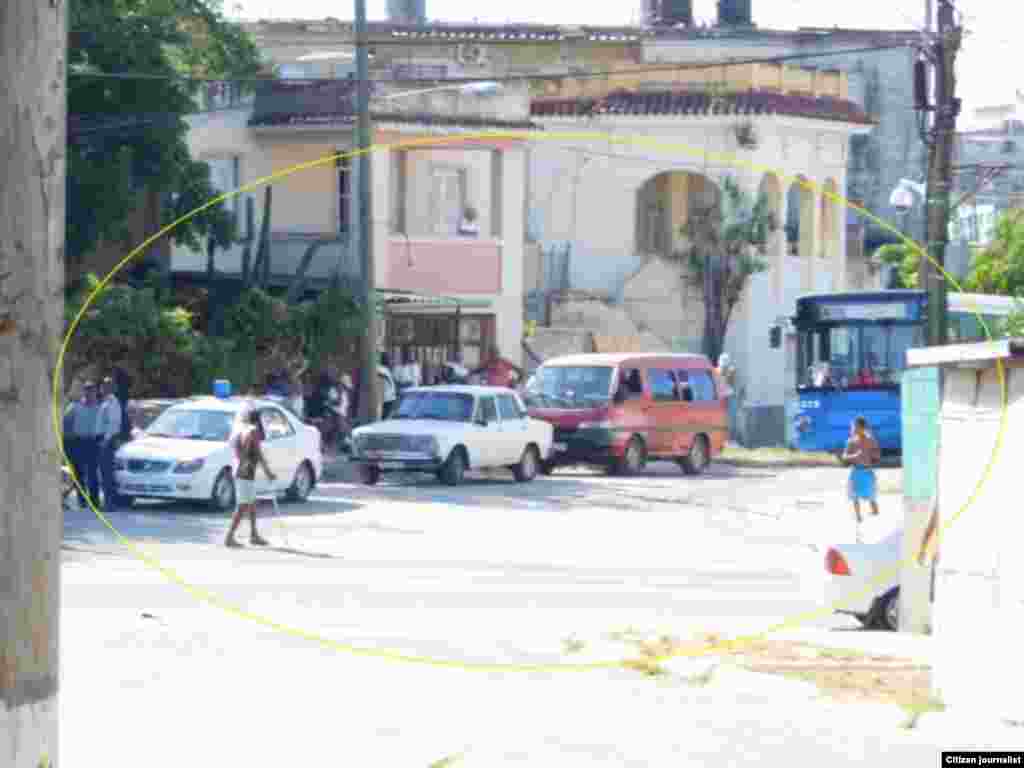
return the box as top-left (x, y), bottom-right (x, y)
top-left (393, 347), bottom-right (421, 395)
top-left (379, 353), bottom-right (398, 419)
top-left (98, 375), bottom-right (124, 511)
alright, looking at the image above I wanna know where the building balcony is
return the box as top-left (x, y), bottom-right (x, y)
top-left (385, 236), bottom-right (502, 294)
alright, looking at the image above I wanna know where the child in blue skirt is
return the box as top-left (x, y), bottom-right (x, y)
top-left (843, 415), bottom-right (881, 539)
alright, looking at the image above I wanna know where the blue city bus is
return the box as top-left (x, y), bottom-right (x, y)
top-left (783, 290), bottom-right (1017, 457)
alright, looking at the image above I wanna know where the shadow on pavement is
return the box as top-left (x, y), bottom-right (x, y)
top-left (260, 546), bottom-right (341, 560)
top-left (317, 460), bottom-right (792, 516)
top-left (62, 494), bottom-right (366, 549)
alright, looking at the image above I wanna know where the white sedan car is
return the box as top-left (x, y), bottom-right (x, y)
top-left (824, 528), bottom-right (906, 631)
top-left (114, 395), bottom-right (323, 511)
top-left (350, 386), bottom-right (554, 486)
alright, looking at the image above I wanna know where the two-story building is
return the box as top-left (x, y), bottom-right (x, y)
top-left (170, 77), bottom-right (538, 373)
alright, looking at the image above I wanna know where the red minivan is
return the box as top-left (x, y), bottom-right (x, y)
top-left (523, 353), bottom-right (729, 476)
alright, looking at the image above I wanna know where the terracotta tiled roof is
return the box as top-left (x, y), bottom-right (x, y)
top-left (247, 79), bottom-right (539, 130)
top-left (530, 88), bottom-right (874, 125)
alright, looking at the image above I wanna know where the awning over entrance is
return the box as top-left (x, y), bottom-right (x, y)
top-left (376, 289), bottom-right (492, 310)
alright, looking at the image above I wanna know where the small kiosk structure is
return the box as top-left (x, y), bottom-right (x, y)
top-left (904, 338), bottom-right (1024, 718)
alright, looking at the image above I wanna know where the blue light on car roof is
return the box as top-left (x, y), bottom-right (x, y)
top-left (213, 379), bottom-right (232, 399)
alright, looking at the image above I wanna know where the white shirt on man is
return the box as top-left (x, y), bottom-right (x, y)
top-left (98, 394), bottom-right (123, 442)
top-left (394, 362), bottom-right (421, 388)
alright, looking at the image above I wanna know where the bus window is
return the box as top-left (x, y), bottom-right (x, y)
top-left (827, 327), bottom-right (858, 385)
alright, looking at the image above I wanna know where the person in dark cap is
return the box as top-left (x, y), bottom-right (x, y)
top-left (63, 380), bottom-right (102, 508)
top-left (98, 376), bottom-right (124, 510)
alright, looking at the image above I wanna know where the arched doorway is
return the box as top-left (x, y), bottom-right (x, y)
top-left (785, 175), bottom-right (817, 291)
top-left (634, 171), bottom-right (720, 261)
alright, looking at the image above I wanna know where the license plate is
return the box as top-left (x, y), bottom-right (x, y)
top-left (554, 442), bottom-right (567, 451)
top-left (379, 462), bottom-right (404, 469)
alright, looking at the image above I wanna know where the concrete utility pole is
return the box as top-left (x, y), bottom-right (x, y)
top-left (355, 0), bottom-right (379, 421)
top-left (922, 0), bottom-right (961, 346)
top-left (0, 0), bottom-right (67, 765)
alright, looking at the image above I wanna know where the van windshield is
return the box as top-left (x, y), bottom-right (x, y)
top-left (523, 366), bottom-right (615, 409)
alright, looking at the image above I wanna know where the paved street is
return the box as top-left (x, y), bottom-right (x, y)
top-left (60, 462), bottom-right (1019, 765)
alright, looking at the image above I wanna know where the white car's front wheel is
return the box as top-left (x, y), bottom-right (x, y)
top-left (513, 445), bottom-right (540, 483)
top-left (439, 448), bottom-right (467, 486)
top-left (210, 469), bottom-right (236, 512)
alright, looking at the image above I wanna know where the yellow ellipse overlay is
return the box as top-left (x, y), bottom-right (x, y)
top-left (54, 129), bottom-right (1008, 672)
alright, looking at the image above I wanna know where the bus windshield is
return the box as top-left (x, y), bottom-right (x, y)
top-left (798, 323), bottom-right (924, 388)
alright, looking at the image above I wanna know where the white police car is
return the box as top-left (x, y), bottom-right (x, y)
top-left (114, 381), bottom-right (322, 511)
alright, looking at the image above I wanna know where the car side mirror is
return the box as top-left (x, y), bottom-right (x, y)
top-left (769, 325), bottom-right (782, 349)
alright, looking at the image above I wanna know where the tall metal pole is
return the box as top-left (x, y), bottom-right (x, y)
top-left (355, 0), bottom-right (379, 421)
top-left (923, 0), bottom-right (960, 347)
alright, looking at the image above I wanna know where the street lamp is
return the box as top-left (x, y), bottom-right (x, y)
top-left (889, 178), bottom-right (926, 212)
top-left (377, 80), bottom-right (503, 101)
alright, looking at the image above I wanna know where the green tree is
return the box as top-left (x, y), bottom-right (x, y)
top-left (875, 242), bottom-right (922, 289)
top-left (68, 0), bottom-right (261, 275)
top-left (1000, 303), bottom-right (1024, 338)
top-left (65, 273), bottom-right (200, 397)
top-left (963, 209), bottom-right (1024, 295)
top-left (676, 175), bottom-right (776, 362)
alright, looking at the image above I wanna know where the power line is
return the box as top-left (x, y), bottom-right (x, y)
top-left (237, 31), bottom-right (918, 49)
top-left (67, 42), bottom-right (911, 85)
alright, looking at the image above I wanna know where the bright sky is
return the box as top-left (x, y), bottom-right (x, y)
top-left (234, 0), bottom-right (1019, 127)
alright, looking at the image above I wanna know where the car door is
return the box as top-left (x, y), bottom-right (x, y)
top-left (687, 369), bottom-right (728, 454)
top-left (257, 407), bottom-right (296, 492)
top-left (472, 395), bottom-right (503, 467)
top-left (496, 393), bottom-right (529, 463)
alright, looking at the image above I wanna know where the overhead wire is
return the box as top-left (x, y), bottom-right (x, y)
top-left (68, 41), bottom-right (914, 85)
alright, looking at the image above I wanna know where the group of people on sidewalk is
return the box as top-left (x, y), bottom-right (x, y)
top-left (263, 346), bottom-right (524, 456)
top-left (62, 371), bottom-right (131, 511)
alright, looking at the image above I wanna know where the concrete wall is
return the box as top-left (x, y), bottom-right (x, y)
top-left (619, 257), bottom-right (703, 351)
top-left (930, 359), bottom-right (1024, 720)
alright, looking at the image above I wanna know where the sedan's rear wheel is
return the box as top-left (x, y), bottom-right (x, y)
top-left (513, 445), bottom-right (540, 483)
top-left (362, 465), bottom-right (381, 486)
top-left (286, 461), bottom-right (315, 502)
top-left (873, 588), bottom-right (900, 631)
top-left (440, 448), bottom-right (466, 487)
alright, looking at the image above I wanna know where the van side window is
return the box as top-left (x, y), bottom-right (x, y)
top-left (648, 369), bottom-right (676, 402)
top-left (619, 368), bottom-right (645, 399)
top-left (689, 371), bottom-right (717, 401)
top-left (674, 370), bottom-right (694, 402)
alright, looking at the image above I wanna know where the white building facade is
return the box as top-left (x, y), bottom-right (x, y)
top-left (527, 68), bottom-right (874, 445)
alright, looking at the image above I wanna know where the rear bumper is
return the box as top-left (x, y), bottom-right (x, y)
top-left (825, 576), bottom-right (882, 617)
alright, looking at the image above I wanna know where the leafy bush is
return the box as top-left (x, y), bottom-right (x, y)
top-left (64, 273), bottom-right (199, 396)
top-left (64, 275), bottom-right (366, 399)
